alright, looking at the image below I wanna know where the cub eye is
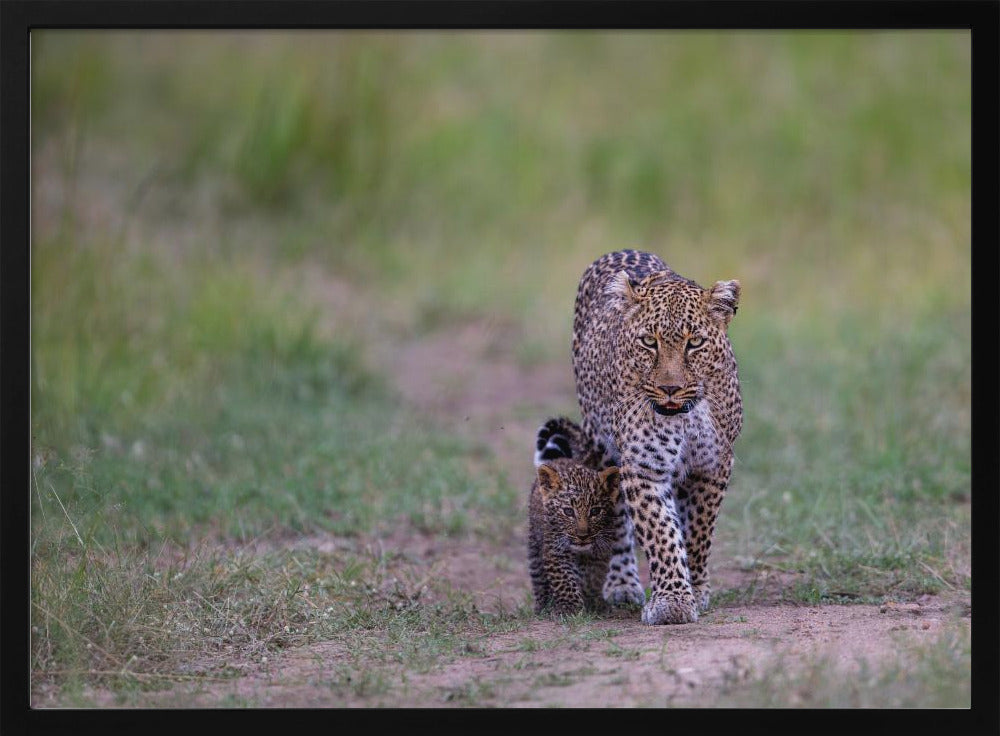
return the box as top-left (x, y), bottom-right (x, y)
top-left (589, 507), bottom-right (604, 518)
top-left (562, 507), bottom-right (575, 518)
top-left (686, 336), bottom-right (705, 350)
top-left (639, 335), bottom-right (658, 349)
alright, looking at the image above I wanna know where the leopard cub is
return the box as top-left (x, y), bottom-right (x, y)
top-left (528, 436), bottom-right (621, 615)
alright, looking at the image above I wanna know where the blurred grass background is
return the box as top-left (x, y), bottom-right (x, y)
top-left (30, 31), bottom-right (970, 703)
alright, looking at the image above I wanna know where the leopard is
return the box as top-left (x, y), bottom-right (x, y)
top-left (527, 428), bottom-right (622, 616)
top-left (568, 249), bottom-right (742, 625)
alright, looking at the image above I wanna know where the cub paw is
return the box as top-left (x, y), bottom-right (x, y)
top-left (603, 580), bottom-right (646, 607)
top-left (640, 592), bottom-right (698, 625)
top-left (549, 601), bottom-right (585, 617)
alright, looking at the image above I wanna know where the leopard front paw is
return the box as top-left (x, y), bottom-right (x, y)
top-left (603, 579), bottom-right (646, 607)
top-left (640, 592), bottom-right (698, 625)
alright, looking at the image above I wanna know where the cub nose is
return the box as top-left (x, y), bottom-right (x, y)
top-left (658, 385), bottom-right (681, 395)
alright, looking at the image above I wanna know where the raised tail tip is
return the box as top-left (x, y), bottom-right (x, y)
top-left (533, 417), bottom-right (576, 467)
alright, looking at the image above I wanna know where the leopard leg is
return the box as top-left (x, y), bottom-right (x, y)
top-left (619, 465), bottom-right (698, 625)
top-left (601, 501), bottom-right (646, 607)
top-left (676, 473), bottom-right (728, 612)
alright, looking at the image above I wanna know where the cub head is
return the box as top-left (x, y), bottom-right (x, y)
top-left (605, 269), bottom-right (740, 417)
top-left (536, 461), bottom-right (620, 555)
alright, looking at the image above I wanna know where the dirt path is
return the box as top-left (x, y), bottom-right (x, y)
top-left (130, 510), bottom-right (969, 708)
top-left (146, 582), bottom-right (967, 707)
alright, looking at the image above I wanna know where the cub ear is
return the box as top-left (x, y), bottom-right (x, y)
top-left (536, 464), bottom-right (562, 500)
top-left (598, 466), bottom-right (620, 501)
top-left (707, 279), bottom-right (741, 327)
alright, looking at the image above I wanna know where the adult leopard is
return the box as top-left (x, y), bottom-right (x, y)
top-left (571, 249), bottom-right (742, 625)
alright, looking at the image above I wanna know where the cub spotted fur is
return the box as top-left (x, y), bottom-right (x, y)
top-left (528, 444), bottom-right (621, 615)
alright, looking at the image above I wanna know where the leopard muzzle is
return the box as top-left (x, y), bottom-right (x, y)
top-left (650, 384), bottom-right (699, 416)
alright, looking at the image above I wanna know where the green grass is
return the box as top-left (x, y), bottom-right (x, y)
top-left (32, 32), bottom-right (970, 337)
top-left (31, 234), bottom-right (515, 547)
top-left (717, 307), bottom-right (970, 602)
top-left (29, 218), bottom-right (519, 699)
top-left (30, 538), bottom-right (531, 702)
top-left (30, 30), bottom-right (970, 706)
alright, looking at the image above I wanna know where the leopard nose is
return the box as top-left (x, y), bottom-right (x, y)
top-left (658, 385), bottom-right (681, 395)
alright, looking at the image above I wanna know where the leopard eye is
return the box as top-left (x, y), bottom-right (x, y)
top-left (639, 335), bottom-right (658, 350)
top-left (686, 335), bottom-right (705, 351)
top-left (562, 507), bottom-right (575, 518)
top-left (589, 507), bottom-right (604, 518)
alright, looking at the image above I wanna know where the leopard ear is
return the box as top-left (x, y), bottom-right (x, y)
top-left (598, 466), bottom-right (620, 501)
top-left (707, 279), bottom-right (741, 327)
top-left (536, 464), bottom-right (562, 500)
top-left (606, 269), bottom-right (676, 304)
top-left (604, 270), bottom-right (640, 304)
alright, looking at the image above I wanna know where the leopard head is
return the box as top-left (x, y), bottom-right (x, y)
top-left (605, 269), bottom-right (740, 417)
top-left (536, 461), bottom-right (620, 555)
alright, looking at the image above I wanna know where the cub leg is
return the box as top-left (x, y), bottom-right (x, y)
top-left (542, 549), bottom-right (586, 615)
top-left (527, 526), bottom-right (551, 614)
top-left (580, 554), bottom-right (612, 610)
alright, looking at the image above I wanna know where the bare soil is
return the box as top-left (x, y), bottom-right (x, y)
top-left (142, 589), bottom-right (968, 708)
top-left (124, 519), bottom-right (969, 708)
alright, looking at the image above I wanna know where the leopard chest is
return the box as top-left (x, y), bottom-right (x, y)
top-left (613, 401), bottom-right (724, 481)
